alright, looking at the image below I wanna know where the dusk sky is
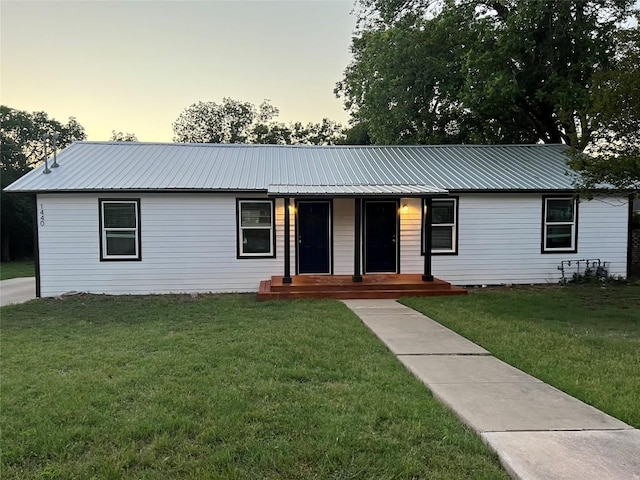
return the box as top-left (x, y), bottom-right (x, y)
top-left (1, 1), bottom-right (356, 142)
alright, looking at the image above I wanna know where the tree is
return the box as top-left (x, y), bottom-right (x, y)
top-left (336, 0), bottom-right (639, 147)
top-left (288, 119), bottom-right (345, 145)
top-left (1, 106), bottom-right (85, 261)
top-left (340, 121), bottom-right (372, 145)
top-left (173, 98), bottom-right (274, 144)
top-left (568, 24), bottom-right (640, 192)
top-left (173, 98), bottom-right (346, 145)
top-left (110, 130), bottom-right (138, 142)
top-left (251, 119), bottom-right (345, 145)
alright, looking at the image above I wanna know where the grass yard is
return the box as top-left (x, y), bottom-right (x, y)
top-left (402, 284), bottom-right (640, 429)
top-left (1, 295), bottom-right (508, 479)
top-left (0, 260), bottom-right (35, 280)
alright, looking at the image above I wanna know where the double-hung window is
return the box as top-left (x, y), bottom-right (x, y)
top-left (100, 199), bottom-right (141, 260)
top-left (424, 198), bottom-right (458, 255)
top-left (237, 200), bottom-right (275, 258)
top-left (542, 196), bottom-right (578, 253)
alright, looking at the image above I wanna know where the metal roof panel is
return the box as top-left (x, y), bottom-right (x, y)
top-left (5, 142), bottom-right (579, 193)
top-left (268, 184), bottom-right (448, 196)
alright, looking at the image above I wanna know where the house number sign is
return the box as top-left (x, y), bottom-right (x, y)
top-left (39, 204), bottom-right (45, 226)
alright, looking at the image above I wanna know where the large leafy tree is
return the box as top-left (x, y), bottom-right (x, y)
top-left (569, 25), bottom-right (640, 191)
top-left (1, 106), bottom-right (85, 261)
top-left (173, 98), bottom-right (262, 144)
top-left (173, 98), bottom-right (345, 145)
top-left (336, 0), bottom-right (638, 148)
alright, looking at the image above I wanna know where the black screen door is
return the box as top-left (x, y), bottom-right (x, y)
top-left (364, 201), bottom-right (398, 273)
top-left (297, 201), bottom-right (331, 274)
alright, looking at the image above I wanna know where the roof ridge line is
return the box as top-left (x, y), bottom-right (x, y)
top-left (73, 141), bottom-right (564, 149)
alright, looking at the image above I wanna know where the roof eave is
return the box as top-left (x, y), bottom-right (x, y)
top-left (4, 188), bottom-right (270, 194)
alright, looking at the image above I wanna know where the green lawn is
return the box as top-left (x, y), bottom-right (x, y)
top-left (1, 295), bottom-right (508, 479)
top-left (402, 284), bottom-right (640, 428)
top-left (0, 260), bottom-right (35, 280)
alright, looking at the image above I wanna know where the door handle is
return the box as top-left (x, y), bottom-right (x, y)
top-left (392, 235), bottom-right (396, 243)
top-left (298, 235), bottom-right (302, 244)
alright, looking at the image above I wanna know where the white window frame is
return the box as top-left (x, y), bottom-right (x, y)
top-left (100, 199), bottom-right (140, 261)
top-left (237, 200), bottom-right (275, 258)
top-left (424, 198), bottom-right (458, 254)
top-left (543, 196), bottom-right (578, 253)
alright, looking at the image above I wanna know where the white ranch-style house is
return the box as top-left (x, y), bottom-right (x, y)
top-left (5, 142), bottom-right (632, 299)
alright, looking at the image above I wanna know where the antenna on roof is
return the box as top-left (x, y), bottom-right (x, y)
top-left (42, 132), bottom-right (51, 174)
top-left (51, 132), bottom-right (59, 168)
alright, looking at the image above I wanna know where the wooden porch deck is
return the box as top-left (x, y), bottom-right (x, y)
top-left (257, 274), bottom-right (467, 301)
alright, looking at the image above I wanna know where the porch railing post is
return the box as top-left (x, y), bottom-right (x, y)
top-left (353, 198), bottom-right (363, 282)
top-left (283, 197), bottom-right (292, 284)
top-left (423, 197), bottom-right (434, 281)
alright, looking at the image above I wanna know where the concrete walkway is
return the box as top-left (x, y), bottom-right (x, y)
top-left (0, 277), bottom-right (36, 306)
top-left (343, 299), bottom-right (640, 480)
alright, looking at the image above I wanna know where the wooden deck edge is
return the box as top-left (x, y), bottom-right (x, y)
top-left (257, 275), bottom-right (467, 301)
top-left (257, 288), bottom-right (467, 301)
top-left (269, 283), bottom-right (458, 292)
top-left (269, 275), bottom-right (453, 289)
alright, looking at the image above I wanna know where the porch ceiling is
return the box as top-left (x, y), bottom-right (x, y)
top-left (267, 183), bottom-right (448, 197)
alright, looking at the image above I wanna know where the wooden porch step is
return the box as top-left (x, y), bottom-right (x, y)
top-left (257, 275), bottom-right (467, 301)
top-left (257, 287), bottom-right (467, 301)
top-left (269, 274), bottom-right (454, 292)
top-left (269, 279), bottom-right (455, 292)
top-left (258, 280), bottom-right (272, 296)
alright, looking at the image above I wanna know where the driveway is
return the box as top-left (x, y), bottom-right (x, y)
top-left (0, 277), bottom-right (36, 306)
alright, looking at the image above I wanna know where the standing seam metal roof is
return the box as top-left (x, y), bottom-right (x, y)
top-left (4, 142), bottom-right (578, 193)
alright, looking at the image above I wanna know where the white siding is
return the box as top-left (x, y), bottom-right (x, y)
top-left (400, 194), bottom-right (629, 285)
top-left (37, 193), bottom-right (286, 296)
top-left (333, 199), bottom-right (355, 275)
top-left (36, 193), bottom-right (629, 296)
top-left (399, 198), bottom-right (423, 274)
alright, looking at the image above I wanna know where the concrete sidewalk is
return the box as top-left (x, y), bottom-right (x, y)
top-left (0, 277), bottom-right (36, 306)
top-left (343, 299), bottom-right (640, 480)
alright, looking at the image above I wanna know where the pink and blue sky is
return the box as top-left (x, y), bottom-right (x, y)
top-left (1, 1), bottom-right (356, 141)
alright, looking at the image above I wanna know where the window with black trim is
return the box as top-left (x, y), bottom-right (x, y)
top-left (100, 199), bottom-right (140, 260)
top-left (423, 198), bottom-right (458, 254)
top-left (542, 197), bottom-right (577, 253)
top-left (237, 200), bottom-right (275, 257)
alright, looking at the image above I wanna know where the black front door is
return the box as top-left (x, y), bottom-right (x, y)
top-left (365, 201), bottom-right (398, 273)
top-left (297, 201), bottom-right (331, 274)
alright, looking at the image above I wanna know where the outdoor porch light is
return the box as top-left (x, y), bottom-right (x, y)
top-left (401, 204), bottom-right (409, 214)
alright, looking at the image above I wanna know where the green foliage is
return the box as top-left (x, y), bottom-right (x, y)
top-left (109, 130), bottom-right (138, 142)
top-left (1, 105), bottom-right (85, 171)
top-left (568, 152), bottom-right (640, 192)
top-left (633, 208), bottom-right (640, 228)
top-left (567, 268), bottom-right (626, 285)
top-left (287, 118), bottom-right (345, 145)
top-left (337, 0), bottom-right (638, 147)
top-left (567, 24), bottom-right (640, 192)
top-left (1, 295), bottom-right (508, 478)
top-left (0, 260), bottom-right (34, 280)
top-left (1, 106), bottom-right (85, 261)
top-left (172, 98), bottom-right (259, 143)
top-left (340, 121), bottom-right (372, 145)
top-left (558, 260), bottom-right (627, 285)
top-left (173, 98), bottom-right (346, 145)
